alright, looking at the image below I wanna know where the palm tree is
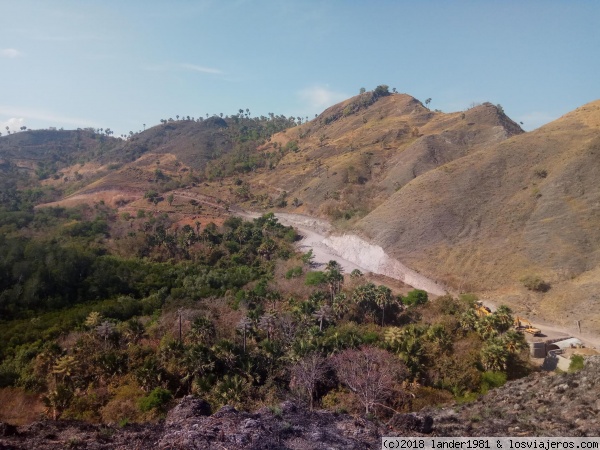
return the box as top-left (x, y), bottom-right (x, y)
top-left (325, 260), bottom-right (344, 302)
top-left (312, 305), bottom-right (332, 331)
top-left (180, 344), bottom-right (215, 392)
top-left (236, 316), bottom-right (253, 353)
top-left (52, 355), bottom-right (77, 383)
top-left (384, 327), bottom-right (403, 349)
top-left (189, 316), bottom-right (216, 345)
top-left (459, 309), bottom-right (479, 333)
top-left (332, 293), bottom-right (349, 319)
top-left (84, 311), bottom-right (102, 328)
top-left (501, 330), bottom-right (527, 354)
top-left (258, 312), bottom-right (277, 341)
top-left (492, 305), bottom-right (513, 333)
top-left (96, 321), bottom-right (115, 349)
top-left (480, 339), bottom-right (509, 371)
top-left (476, 315), bottom-right (500, 340)
top-left (375, 285), bottom-right (394, 326)
top-left (426, 324), bottom-right (452, 354)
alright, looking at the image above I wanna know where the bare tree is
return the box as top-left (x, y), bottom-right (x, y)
top-left (332, 346), bottom-right (406, 415)
top-left (289, 353), bottom-right (327, 410)
top-left (237, 315), bottom-right (253, 353)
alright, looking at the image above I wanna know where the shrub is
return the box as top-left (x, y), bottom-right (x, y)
top-left (521, 275), bottom-right (550, 292)
top-left (285, 266), bottom-right (303, 279)
top-left (402, 289), bottom-right (428, 307)
top-left (138, 387), bottom-right (172, 412)
top-left (568, 355), bottom-right (584, 373)
top-left (480, 371), bottom-right (507, 394)
top-left (305, 271), bottom-right (327, 286)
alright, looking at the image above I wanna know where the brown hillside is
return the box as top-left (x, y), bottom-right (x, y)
top-left (248, 92), bottom-right (522, 222)
top-left (355, 100), bottom-right (600, 332)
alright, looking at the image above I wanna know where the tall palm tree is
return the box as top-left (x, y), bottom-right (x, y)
top-left (312, 305), bottom-right (332, 331)
top-left (480, 339), bottom-right (509, 371)
top-left (258, 312), bottom-right (277, 341)
top-left (236, 316), bottom-right (253, 353)
top-left (492, 305), bottom-right (514, 333)
top-left (375, 285), bottom-right (393, 326)
top-left (475, 315), bottom-right (500, 340)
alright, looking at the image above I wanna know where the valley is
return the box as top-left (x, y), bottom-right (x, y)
top-left (1, 86), bottom-right (600, 438)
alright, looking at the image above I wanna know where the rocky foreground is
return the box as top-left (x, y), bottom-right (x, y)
top-left (1, 357), bottom-right (600, 449)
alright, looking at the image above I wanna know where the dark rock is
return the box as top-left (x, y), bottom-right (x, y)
top-left (211, 404), bottom-right (238, 420)
top-left (0, 422), bottom-right (17, 437)
top-left (389, 413), bottom-right (434, 434)
top-left (165, 396), bottom-right (211, 425)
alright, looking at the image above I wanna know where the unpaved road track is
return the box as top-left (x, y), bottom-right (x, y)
top-left (233, 208), bottom-right (600, 350)
top-left (232, 209), bottom-right (447, 295)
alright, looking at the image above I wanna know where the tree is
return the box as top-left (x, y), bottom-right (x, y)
top-left (425, 98), bottom-right (432, 108)
top-left (373, 85), bottom-right (390, 98)
top-left (312, 304), bottom-right (333, 331)
top-left (332, 346), bottom-right (406, 415)
top-left (167, 193), bottom-right (174, 206)
top-left (359, 87), bottom-right (366, 94)
top-left (289, 353), bottom-right (327, 410)
top-left (350, 269), bottom-right (363, 278)
top-left (96, 321), bottom-right (115, 348)
top-left (374, 285), bottom-right (394, 326)
top-left (480, 339), bottom-right (509, 372)
top-left (402, 289), bottom-right (428, 307)
top-left (492, 305), bottom-right (513, 333)
top-left (325, 260), bottom-right (344, 303)
top-left (258, 312), bottom-right (277, 341)
top-left (236, 316), bottom-right (252, 353)
top-left (84, 311), bottom-right (102, 328)
top-left (301, 249), bottom-right (315, 267)
top-left (332, 293), bottom-right (349, 319)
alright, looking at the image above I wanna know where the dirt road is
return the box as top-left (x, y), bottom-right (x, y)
top-left (234, 208), bottom-right (600, 349)
top-left (233, 209), bottom-right (447, 295)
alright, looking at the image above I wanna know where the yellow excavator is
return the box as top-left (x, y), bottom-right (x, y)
top-left (475, 301), bottom-right (492, 317)
top-left (514, 316), bottom-right (542, 336)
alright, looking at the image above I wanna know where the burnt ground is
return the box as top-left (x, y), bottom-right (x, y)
top-left (2, 357), bottom-right (600, 448)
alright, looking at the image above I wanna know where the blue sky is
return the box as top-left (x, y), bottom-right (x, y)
top-left (1, 1), bottom-right (598, 136)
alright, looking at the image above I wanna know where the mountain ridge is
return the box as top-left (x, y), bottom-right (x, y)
top-left (2, 91), bottom-right (599, 332)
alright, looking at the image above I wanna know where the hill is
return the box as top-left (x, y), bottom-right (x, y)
top-left (3, 89), bottom-right (600, 333)
top-left (246, 91), bottom-right (523, 221)
top-left (354, 100), bottom-right (600, 331)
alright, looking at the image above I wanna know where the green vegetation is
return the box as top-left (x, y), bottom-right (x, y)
top-left (568, 354), bottom-right (585, 373)
top-left (0, 179), bottom-right (531, 423)
top-left (521, 275), bottom-right (550, 292)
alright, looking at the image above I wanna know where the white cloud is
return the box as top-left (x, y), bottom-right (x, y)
top-left (1, 48), bottom-right (21, 58)
top-left (0, 117), bottom-right (25, 133)
top-left (0, 106), bottom-right (99, 129)
top-left (144, 63), bottom-right (224, 75)
top-left (180, 63), bottom-right (223, 75)
top-left (517, 111), bottom-right (557, 131)
top-left (298, 85), bottom-right (348, 112)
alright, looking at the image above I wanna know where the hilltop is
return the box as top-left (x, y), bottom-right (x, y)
top-left (354, 99), bottom-right (600, 332)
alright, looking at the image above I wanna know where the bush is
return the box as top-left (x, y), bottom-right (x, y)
top-left (285, 266), bottom-right (303, 279)
top-left (521, 275), bottom-right (550, 292)
top-left (305, 271), bottom-right (327, 286)
top-left (402, 289), bottom-right (428, 307)
top-left (568, 355), bottom-right (584, 373)
top-left (480, 371), bottom-right (507, 394)
top-left (138, 387), bottom-right (172, 412)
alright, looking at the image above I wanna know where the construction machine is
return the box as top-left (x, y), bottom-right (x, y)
top-left (475, 301), bottom-right (492, 317)
top-left (514, 316), bottom-right (542, 336)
